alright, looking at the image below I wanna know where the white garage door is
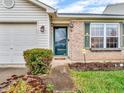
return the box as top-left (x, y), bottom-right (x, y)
top-left (0, 23), bottom-right (37, 64)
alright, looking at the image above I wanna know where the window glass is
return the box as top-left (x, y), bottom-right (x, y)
top-left (106, 37), bottom-right (118, 48)
top-left (90, 23), bottom-right (119, 49)
top-left (106, 24), bottom-right (119, 48)
top-left (106, 24), bottom-right (118, 36)
top-left (91, 24), bottom-right (104, 37)
top-left (91, 37), bottom-right (104, 48)
top-left (91, 24), bottom-right (104, 48)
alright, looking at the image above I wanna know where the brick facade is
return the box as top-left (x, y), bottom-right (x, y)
top-left (69, 20), bottom-right (124, 62)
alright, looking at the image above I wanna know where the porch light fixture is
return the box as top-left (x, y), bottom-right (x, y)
top-left (40, 25), bottom-right (45, 32)
top-left (69, 23), bottom-right (74, 28)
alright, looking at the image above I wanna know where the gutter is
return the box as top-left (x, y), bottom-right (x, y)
top-left (57, 13), bottom-right (124, 19)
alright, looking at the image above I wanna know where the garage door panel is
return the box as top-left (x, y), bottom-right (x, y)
top-left (13, 42), bottom-right (36, 46)
top-left (0, 35), bottom-right (10, 41)
top-left (14, 46), bottom-right (36, 49)
top-left (0, 30), bottom-right (9, 33)
top-left (0, 31), bottom-right (10, 34)
top-left (0, 23), bottom-right (37, 64)
top-left (0, 48), bottom-right (10, 52)
top-left (13, 38), bottom-right (36, 42)
top-left (13, 24), bottom-right (37, 64)
top-left (0, 42), bottom-right (11, 46)
top-left (0, 38), bottom-right (10, 42)
top-left (0, 54), bottom-right (11, 63)
top-left (0, 34), bottom-right (10, 37)
top-left (12, 55), bottom-right (25, 64)
top-left (0, 52), bottom-right (10, 56)
top-left (14, 34), bottom-right (36, 37)
top-left (13, 28), bottom-right (36, 32)
top-left (0, 58), bottom-right (11, 63)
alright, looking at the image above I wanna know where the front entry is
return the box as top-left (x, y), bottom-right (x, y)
top-left (54, 27), bottom-right (68, 56)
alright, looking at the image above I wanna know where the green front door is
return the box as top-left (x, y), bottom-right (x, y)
top-left (54, 27), bottom-right (67, 56)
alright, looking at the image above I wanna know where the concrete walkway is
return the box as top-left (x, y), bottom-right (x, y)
top-left (0, 68), bottom-right (27, 83)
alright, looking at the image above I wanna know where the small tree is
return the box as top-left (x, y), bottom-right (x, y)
top-left (23, 48), bottom-right (53, 75)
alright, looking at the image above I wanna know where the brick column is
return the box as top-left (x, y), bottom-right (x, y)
top-left (69, 21), bottom-right (84, 61)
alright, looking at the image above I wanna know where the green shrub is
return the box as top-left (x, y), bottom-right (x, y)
top-left (23, 48), bottom-right (53, 75)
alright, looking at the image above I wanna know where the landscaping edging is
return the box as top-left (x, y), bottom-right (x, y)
top-left (69, 62), bottom-right (124, 71)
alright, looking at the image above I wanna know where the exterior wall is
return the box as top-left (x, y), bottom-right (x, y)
top-left (0, 0), bottom-right (50, 48)
top-left (69, 20), bottom-right (124, 62)
top-left (104, 4), bottom-right (124, 15)
top-left (69, 21), bottom-right (84, 61)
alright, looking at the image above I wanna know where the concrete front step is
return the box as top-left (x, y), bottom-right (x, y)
top-left (53, 56), bottom-right (68, 60)
top-left (52, 57), bottom-right (71, 68)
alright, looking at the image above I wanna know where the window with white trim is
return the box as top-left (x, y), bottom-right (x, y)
top-left (90, 23), bottom-right (120, 49)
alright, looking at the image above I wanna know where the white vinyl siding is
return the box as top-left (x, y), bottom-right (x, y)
top-left (0, 0), bottom-right (47, 19)
top-left (90, 23), bottom-right (120, 49)
top-left (0, 0), bottom-right (50, 48)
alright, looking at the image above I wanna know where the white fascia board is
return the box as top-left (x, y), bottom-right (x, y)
top-left (28, 0), bottom-right (56, 13)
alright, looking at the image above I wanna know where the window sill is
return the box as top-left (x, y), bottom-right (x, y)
top-left (91, 48), bottom-right (122, 51)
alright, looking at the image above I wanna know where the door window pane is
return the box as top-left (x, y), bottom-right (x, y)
top-left (54, 27), bottom-right (67, 55)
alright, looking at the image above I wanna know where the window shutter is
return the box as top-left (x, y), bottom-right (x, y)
top-left (121, 24), bottom-right (124, 48)
top-left (84, 23), bottom-right (90, 49)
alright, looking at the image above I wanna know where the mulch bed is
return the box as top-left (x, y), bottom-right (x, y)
top-left (0, 75), bottom-right (49, 93)
top-left (69, 62), bottom-right (124, 71)
top-left (0, 65), bottom-right (75, 93)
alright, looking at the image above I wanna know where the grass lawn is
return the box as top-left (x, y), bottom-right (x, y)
top-left (70, 70), bottom-right (124, 93)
